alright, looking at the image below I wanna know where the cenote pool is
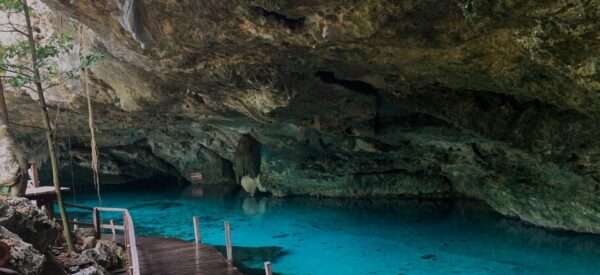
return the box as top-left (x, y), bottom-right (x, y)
top-left (65, 184), bottom-right (600, 275)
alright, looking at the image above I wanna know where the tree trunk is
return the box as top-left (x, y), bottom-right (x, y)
top-left (0, 79), bottom-right (9, 125)
top-left (21, 0), bottom-right (74, 252)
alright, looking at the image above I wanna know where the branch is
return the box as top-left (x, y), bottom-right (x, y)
top-left (0, 26), bottom-right (27, 36)
top-left (4, 14), bottom-right (28, 36)
top-left (0, 65), bottom-right (33, 78)
top-left (1, 63), bottom-right (33, 73)
top-left (0, 23), bottom-right (27, 28)
top-left (18, 84), bottom-right (37, 94)
top-left (43, 82), bottom-right (60, 90)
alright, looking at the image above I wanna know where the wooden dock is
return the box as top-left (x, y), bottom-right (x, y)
top-left (29, 158), bottom-right (251, 275)
top-left (87, 207), bottom-right (244, 275)
top-left (136, 237), bottom-right (241, 275)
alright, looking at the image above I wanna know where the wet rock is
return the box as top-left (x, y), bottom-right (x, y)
top-left (70, 265), bottom-right (108, 275)
top-left (241, 176), bottom-right (260, 197)
top-left (78, 240), bottom-right (124, 271)
top-left (0, 198), bottom-right (60, 251)
top-left (0, 226), bottom-right (45, 275)
top-left (80, 237), bottom-right (96, 251)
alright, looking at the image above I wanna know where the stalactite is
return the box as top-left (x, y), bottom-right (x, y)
top-left (233, 134), bottom-right (261, 184)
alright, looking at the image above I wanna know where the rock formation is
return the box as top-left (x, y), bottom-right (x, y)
top-left (2, 0), bottom-right (600, 233)
top-left (0, 127), bottom-right (26, 197)
top-left (0, 198), bottom-right (125, 274)
top-left (0, 226), bottom-right (45, 275)
top-left (0, 198), bottom-right (60, 251)
top-left (234, 134), bottom-right (261, 184)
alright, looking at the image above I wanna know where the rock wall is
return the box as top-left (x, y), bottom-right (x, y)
top-left (0, 198), bottom-right (125, 275)
top-left (4, 0), bottom-right (600, 233)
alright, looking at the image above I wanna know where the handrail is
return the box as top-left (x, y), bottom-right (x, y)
top-left (64, 202), bottom-right (95, 211)
top-left (93, 207), bottom-right (140, 275)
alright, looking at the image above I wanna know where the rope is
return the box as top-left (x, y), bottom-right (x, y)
top-left (67, 116), bottom-right (76, 203)
top-left (81, 26), bottom-right (102, 204)
top-left (84, 68), bottom-right (101, 204)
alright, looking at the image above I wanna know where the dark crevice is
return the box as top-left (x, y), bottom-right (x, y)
top-left (469, 142), bottom-right (491, 168)
top-left (354, 168), bottom-right (411, 176)
top-left (315, 71), bottom-right (382, 133)
top-left (315, 71), bottom-right (378, 96)
top-left (251, 6), bottom-right (305, 31)
top-left (63, 139), bottom-right (185, 185)
top-left (379, 113), bottom-right (454, 130)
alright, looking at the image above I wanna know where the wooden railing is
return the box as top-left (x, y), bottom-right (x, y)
top-left (92, 207), bottom-right (141, 275)
top-left (192, 216), bottom-right (274, 274)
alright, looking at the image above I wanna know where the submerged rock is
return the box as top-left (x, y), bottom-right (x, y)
top-left (421, 254), bottom-right (437, 261)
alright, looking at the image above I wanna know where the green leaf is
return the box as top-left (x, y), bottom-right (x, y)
top-left (0, 0), bottom-right (25, 12)
top-left (81, 53), bottom-right (105, 68)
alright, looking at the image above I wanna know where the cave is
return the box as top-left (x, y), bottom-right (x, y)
top-left (1, 0), bottom-right (600, 274)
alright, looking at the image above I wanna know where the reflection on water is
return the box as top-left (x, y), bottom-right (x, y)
top-left (242, 197), bottom-right (267, 216)
top-left (66, 184), bottom-right (600, 275)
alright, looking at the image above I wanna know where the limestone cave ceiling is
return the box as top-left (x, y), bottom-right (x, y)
top-left (4, 0), bottom-right (600, 233)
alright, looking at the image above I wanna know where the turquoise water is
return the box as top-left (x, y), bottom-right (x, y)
top-left (66, 184), bottom-right (600, 275)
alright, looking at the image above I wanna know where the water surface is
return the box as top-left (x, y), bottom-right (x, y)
top-left (66, 184), bottom-right (600, 275)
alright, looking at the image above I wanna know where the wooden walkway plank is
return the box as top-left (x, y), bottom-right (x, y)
top-left (136, 237), bottom-right (242, 275)
top-left (78, 206), bottom-right (241, 275)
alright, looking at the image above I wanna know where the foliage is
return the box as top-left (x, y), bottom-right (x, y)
top-left (0, 4), bottom-right (103, 91)
top-left (0, 0), bottom-right (26, 12)
top-left (0, 33), bottom-right (78, 87)
top-left (1, 0), bottom-right (81, 252)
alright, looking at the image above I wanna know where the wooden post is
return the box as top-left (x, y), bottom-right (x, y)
top-left (45, 201), bottom-right (54, 219)
top-left (110, 219), bottom-right (117, 241)
top-left (264, 261), bottom-right (272, 275)
top-left (193, 216), bottom-right (201, 244)
top-left (224, 221), bottom-right (233, 263)
top-left (30, 161), bottom-right (40, 187)
top-left (92, 208), bottom-right (101, 239)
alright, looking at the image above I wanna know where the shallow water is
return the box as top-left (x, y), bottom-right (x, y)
top-left (66, 185), bottom-right (600, 275)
